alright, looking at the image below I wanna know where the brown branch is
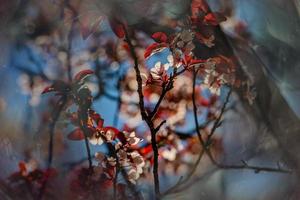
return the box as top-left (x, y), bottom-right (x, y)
top-left (123, 26), bottom-right (162, 198)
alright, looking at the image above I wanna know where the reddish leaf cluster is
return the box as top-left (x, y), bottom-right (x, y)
top-left (9, 160), bottom-right (57, 198)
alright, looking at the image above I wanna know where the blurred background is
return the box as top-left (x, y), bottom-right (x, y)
top-left (0, 0), bottom-right (300, 199)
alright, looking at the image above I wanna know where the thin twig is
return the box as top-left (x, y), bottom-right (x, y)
top-left (161, 149), bottom-right (205, 196)
top-left (123, 26), bottom-right (148, 120)
top-left (38, 97), bottom-right (67, 200)
top-left (206, 87), bottom-right (232, 142)
top-left (113, 76), bottom-right (124, 127)
top-left (47, 97), bottom-right (67, 168)
top-left (65, 0), bottom-right (78, 83)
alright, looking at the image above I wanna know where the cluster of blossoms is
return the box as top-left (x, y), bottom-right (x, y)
top-left (43, 68), bottom-right (146, 188)
top-left (67, 109), bottom-right (145, 185)
top-left (140, 0), bottom-right (236, 94)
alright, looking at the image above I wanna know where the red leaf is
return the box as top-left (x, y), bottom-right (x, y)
top-left (200, 98), bottom-right (210, 107)
top-left (191, 0), bottom-right (209, 16)
top-left (42, 81), bottom-right (70, 94)
top-left (89, 110), bottom-right (104, 128)
top-left (204, 13), bottom-right (218, 25)
top-left (67, 128), bottom-right (85, 140)
top-left (152, 32), bottom-right (167, 43)
top-left (139, 144), bottom-right (152, 156)
top-left (103, 126), bottom-right (119, 135)
top-left (144, 43), bottom-right (159, 59)
top-left (115, 132), bottom-right (127, 144)
top-left (204, 12), bottom-right (226, 26)
top-left (18, 161), bottom-right (27, 173)
top-left (189, 58), bottom-right (206, 66)
top-left (109, 18), bottom-right (125, 38)
top-left (183, 54), bottom-right (193, 65)
top-left (209, 95), bottom-right (218, 105)
top-left (144, 43), bottom-right (167, 59)
top-left (122, 42), bottom-right (130, 53)
top-left (42, 86), bottom-right (55, 94)
top-left (74, 69), bottom-right (94, 82)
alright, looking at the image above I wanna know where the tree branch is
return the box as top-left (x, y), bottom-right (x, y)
top-left (123, 26), bottom-right (162, 198)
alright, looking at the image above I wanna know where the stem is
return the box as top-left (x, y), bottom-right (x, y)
top-left (38, 97), bottom-right (66, 200)
top-left (79, 110), bottom-right (93, 170)
top-left (113, 168), bottom-right (118, 200)
top-left (47, 97), bottom-right (67, 168)
top-left (83, 130), bottom-right (93, 169)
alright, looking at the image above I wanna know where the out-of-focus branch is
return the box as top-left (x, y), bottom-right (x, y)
top-left (13, 63), bottom-right (50, 81)
top-left (113, 76), bottom-right (124, 127)
top-left (47, 97), bottom-right (67, 168)
top-left (161, 149), bottom-right (205, 196)
top-left (206, 87), bottom-right (232, 142)
top-left (191, 69), bottom-right (291, 174)
top-left (161, 68), bottom-right (208, 197)
top-left (64, 0), bottom-right (79, 83)
top-left (38, 96), bottom-right (67, 200)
